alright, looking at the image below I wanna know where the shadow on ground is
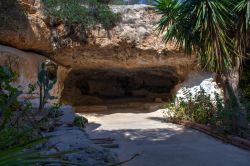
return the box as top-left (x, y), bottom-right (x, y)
top-left (84, 114), bottom-right (250, 166)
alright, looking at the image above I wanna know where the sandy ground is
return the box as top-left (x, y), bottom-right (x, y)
top-left (81, 105), bottom-right (250, 166)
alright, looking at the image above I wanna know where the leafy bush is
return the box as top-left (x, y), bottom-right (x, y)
top-left (0, 66), bottom-right (54, 164)
top-left (48, 103), bottom-right (63, 118)
top-left (0, 66), bottom-right (81, 165)
top-left (74, 115), bottom-right (88, 128)
top-left (0, 138), bottom-right (55, 166)
top-left (165, 88), bottom-right (239, 134)
top-left (42, 0), bottom-right (120, 29)
top-left (0, 127), bottom-right (38, 150)
top-left (0, 66), bottom-right (42, 147)
top-left (110, 0), bottom-right (155, 5)
top-left (0, 66), bottom-right (20, 128)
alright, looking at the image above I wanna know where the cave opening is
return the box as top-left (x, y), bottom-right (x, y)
top-left (60, 67), bottom-right (181, 106)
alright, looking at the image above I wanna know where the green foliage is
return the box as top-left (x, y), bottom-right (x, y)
top-left (110, 0), bottom-right (155, 5)
top-left (74, 115), bottom-right (88, 128)
top-left (28, 83), bottom-right (37, 94)
top-left (0, 66), bottom-right (62, 165)
top-left (155, 0), bottom-right (250, 133)
top-left (234, 0), bottom-right (250, 57)
top-left (0, 127), bottom-right (39, 150)
top-left (0, 66), bottom-right (21, 128)
top-left (0, 0), bottom-right (27, 30)
top-left (165, 88), bottom-right (239, 134)
top-left (154, 0), bottom-right (250, 74)
top-left (0, 66), bottom-right (37, 145)
top-left (42, 0), bottom-right (120, 29)
top-left (240, 59), bottom-right (250, 122)
top-left (0, 138), bottom-right (52, 166)
top-left (38, 62), bottom-right (57, 111)
top-left (48, 103), bottom-right (63, 118)
top-left (0, 137), bottom-right (84, 166)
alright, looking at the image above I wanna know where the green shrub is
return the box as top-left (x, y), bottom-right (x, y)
top-left (0, 66), bottom-right (21, 128)
top-left (0, 66), bottom-right (80, 165)
top-left (0, 127), bottom-right (38, 150)
top-left (165, 88), bottom-right (239, 134)
top-left (74, 115), bottom-right (88, 128)
top-left (42, 0), bottom-right (120, 29)
top-left (48, 103), bottom-right (63, 118)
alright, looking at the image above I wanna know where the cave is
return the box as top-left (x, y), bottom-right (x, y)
top-left (61, 67), bottom-right (181, 106)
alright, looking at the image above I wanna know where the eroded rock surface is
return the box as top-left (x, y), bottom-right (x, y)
top-left (0, 1), bottom-right (195, 70)
top-left (41, 105), bottom-right (118, 166)
top-left (0, 44), bottom-right (45, 91)
top-left (0, 1), bottom-right (197, 104)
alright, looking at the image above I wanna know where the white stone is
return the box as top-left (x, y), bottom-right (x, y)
top-left (59, 105), bottom-right (76, 124)
top-left (175, 72), bottom-right (223, 103)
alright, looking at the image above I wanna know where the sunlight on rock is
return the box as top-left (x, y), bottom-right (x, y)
top-left (176, 72), bottom-right (223, 103)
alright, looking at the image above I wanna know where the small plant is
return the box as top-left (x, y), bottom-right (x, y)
top-left (28, 83), bottom-right (37, 94)
top-left (0, 66), bottom-right (21, 127)
top-left (74, 115), bottom-right (88, 128)
top-left (48, 103), bottom-right (63, 118)
top-left (37, 62), bottom-right (57, 111)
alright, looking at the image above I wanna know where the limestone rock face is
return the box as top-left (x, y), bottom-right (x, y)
top-left (0, 45), bottom-right (45, 91)
top-left (175, 72), bottom-right (223, 103)
top-left (53, 5), bottom-right (195, 73)
top-left (0, 1), bottom-right (196, 70)
top-left (0, 1), bottom-right (197, 104)
top-left (0, 0), bottom-right (53, 53)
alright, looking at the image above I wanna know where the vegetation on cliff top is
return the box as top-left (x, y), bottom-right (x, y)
top-left (42, 0), bottom-right (120, 29)
top-left (0, 0), bottom-right (27, 30)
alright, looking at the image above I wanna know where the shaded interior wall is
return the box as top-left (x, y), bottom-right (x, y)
top-left (61, 67), bottom-right (181, 105)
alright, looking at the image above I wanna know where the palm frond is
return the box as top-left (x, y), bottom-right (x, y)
top-left (234, 0), bottom-right (250, 57)
top-left (0, 137), bottom-right (85, 166)
top-left (154, 0), bottom-right (238, 74)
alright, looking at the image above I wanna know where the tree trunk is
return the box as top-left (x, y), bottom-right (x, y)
top-left (219, 57), bottom-right (248, 132)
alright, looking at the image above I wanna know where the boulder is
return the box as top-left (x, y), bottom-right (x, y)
top-left (44, 126), bottom-right (118, 166)
top-left (175, 72), bottom-right (223, 103)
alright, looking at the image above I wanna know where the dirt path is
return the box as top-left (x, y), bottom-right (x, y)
top-left (82, 105), bottom-right (250, 166)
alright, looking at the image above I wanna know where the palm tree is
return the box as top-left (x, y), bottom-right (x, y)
top-left (235, 0), bottom-right (250, 57)
top-left (154, 0), bottom-right (250, 131)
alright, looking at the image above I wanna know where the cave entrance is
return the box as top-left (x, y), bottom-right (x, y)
top-left (61, 67), bottom-right (180, 107)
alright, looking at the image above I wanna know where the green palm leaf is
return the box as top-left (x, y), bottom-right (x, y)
top-left (154, 0), bottom-right (237, 74)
